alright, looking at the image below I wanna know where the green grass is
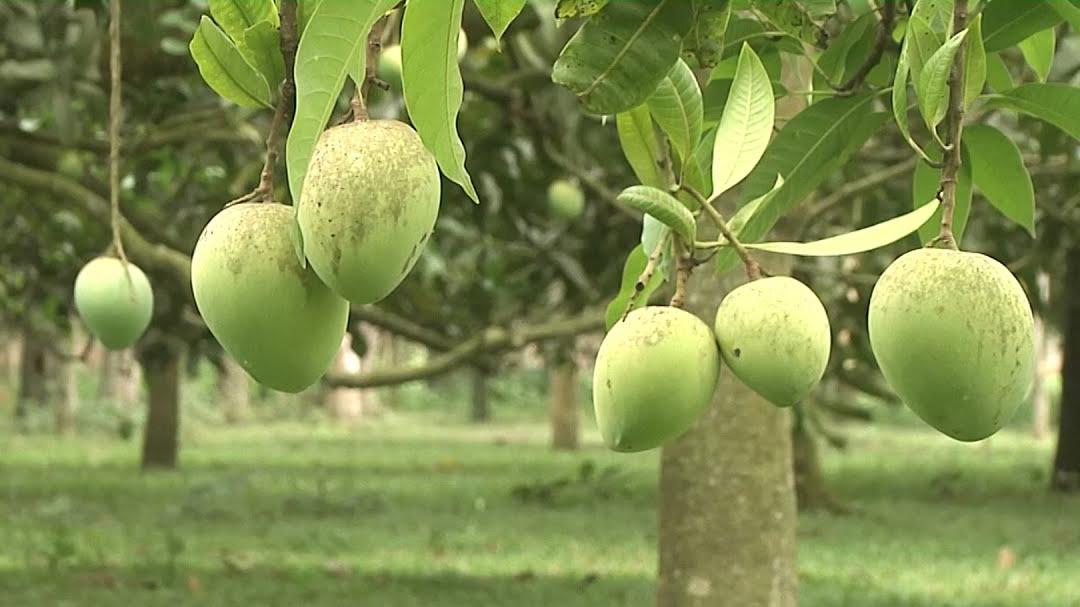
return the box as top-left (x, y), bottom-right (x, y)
top-left (0, 411), bottom-right (1077, 606)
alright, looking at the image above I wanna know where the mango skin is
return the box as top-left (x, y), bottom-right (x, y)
top-left (74, 257), bottom-right (154, 350)
top-left (547, 179), bottom-right (585, 221)
top-left (298, 120), bottom-right (440, 305)
top-left (593, 306), bottom-right (720, 452)
top-left (192, 203), bottom-right (349, 393)
top-left (868, 248), bottom-right (1035, 441)
top-left (714, 276), bottom-right (831, 407)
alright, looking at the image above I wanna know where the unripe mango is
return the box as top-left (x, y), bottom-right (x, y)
top-left (192, 203), bottom-right (349, 393)
top-left (74, 257), bottom-right (153, 350)
top-left (868, 248), bottom-right (1035, 441)
top-left (547, 179), bottom-right (585, 221)
top-left (378, 31), bottom-right (466, 91)
top-left (713, 276), bottom-right (831, 407)
top-left (593, 306), bottom-right (720, 452)
top-left (298, 120), bottom-right (440, 305)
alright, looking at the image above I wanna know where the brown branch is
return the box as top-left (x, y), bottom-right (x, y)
top-left (325, 311), bottom-right (605, 388)
top-left (349, 305), bottom-right (455, 351)
top-left (683, 185), bottom-right (762, 281)
top-left (668, 237), bottom-right (693, 308)
top-left (932, 0), bottom-right (969, 249)
top-left (835, 0), bottom-right (896, 93)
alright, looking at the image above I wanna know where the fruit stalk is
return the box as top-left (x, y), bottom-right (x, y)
top-left (623, 232), bottom-right (670, 320)
top-left (352, 16), bottom-right (390, 121)
top-left (108, 0), bottom-right (131, 286)
top-left (933, 0), bottom-right (968, 250)
top-left (682, 185), bottom-right (762, 281)
top-left (669, 237), bottom-right (693, 308)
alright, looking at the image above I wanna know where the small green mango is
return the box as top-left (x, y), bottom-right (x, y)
top-left (298, 120), bottom-right (440, 305)
top-left (593, 306), bottom-right (720, 452)
top-left (869, 248), bottom-right (1035, 441)
top-left (547, 179), bottom-right (585, 221)
top-left (74, 257), bottom-right (153, 350)
top-left (377, 44), bottom-right (402, 89)
top-left (713, 276), bottom-right (831, 407)
top-left (192, 203), bottom-right (349, 393)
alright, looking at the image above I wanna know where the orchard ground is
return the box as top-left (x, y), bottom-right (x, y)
top-left (0, 371), bottom-right (1076, 607)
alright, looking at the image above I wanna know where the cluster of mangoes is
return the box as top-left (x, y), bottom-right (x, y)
top-left (592, 248), bottom-right (1035, 452)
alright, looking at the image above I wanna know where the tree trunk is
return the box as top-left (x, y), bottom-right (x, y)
top-left (139, 339), bottom-right (182, 471)
top-left (217, 356), bottom-right (251, 424)
top-left (325, 334), bottom-right (366, 420)
top-left (15, 325), bottom-right (47, 423)
top-left (549, 343), bottom-right (579, 451)
top-left (0, 329), bottom-right (20, 387)
top-left (53, 323), bottom-right (78, 436)
top-left (656, 266), bottom-right (798, 607)
top-left (470, 367), bottom-right (490, 423)
top-left (1052, 247), bottom-right (1080, 492)
top-left (1032, 314), bottom-right (1051, 440)
top-left (99, 348), bottom-right (141, 408)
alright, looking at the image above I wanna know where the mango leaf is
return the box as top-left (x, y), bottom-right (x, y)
top-left (605, 244), bottom-right (665, 330)
top-left (239, 21), bottom-right (285, 90)
top-left (403, 0), bottom-right (478, 202)
top-left (985, 52), bottom-right (1014, 92)
top-left (646, 59), bottom-right (703, 170)
top-left (892, 16), bottom-right (935, 163)
top-left (555, 0), bottom-right (611, 19)
top-left (917, 28), bottom-right (968, 137)
top-left (552, 0), bottom-right (694, 115)
top-left (683, 0), bottom-right (732, 69)
top-left (964, 14), bottom-right (985, 107)
top-left (912, 149), bottom-right (972, 244)
top-left (617, 186), bottom-right (696, 243)
top-left (616, 104), bottom-right (665, 187)
top-left (1018, 27), bottom-right (1055, 82)
top-left (982, 0), bottom-right (1062, 52)
top-left (735, 95), bottom-right (890, 249)
top-left (189, 16), bottom-right (272, 109)
top-left (749, 0), bottom-right (827, 48)
top-left (1048, 0), bottom-right (1080, 31)
top-left (474, 0), bottom-right (528, 43)
top-left (683, 128), bottom-right (716, 197)
top-left (963, 124), bottom-right (1035, 235)
top-left (714, 174), bottom-right (783, 273)
top-left (744, 200), bottom-right (941, 256)
top-left (298, 0), bottom-right (317, 33)
top-left (285, 0), bottom-right (396, 202)
top-left (209, 0), bottom-right (279, 42)
top-left (711, 43), bottom-right (774, 198)
top-left (983, 83), bottom-right (1080, 140)
top-left (816, 10), bottom-right (876, 87)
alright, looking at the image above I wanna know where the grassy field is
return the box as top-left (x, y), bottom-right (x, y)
top-left (0, 409), bottom-right (1077, 606)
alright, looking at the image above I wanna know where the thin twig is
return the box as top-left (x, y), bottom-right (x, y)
top-left (668, 237), bottom-right (693, 308)
top-left (680, 185), bottom-right (762, 281)
top-left (352, 16), bottom-right (389, 121)
top-left (835, 0), bottom-right (896, 93)
top-left (931, 0), bottom-right (968, 249)
top-left (108, 0), bottom-right (130, 285)
top-left (623, 233), bottom-right (670, 320)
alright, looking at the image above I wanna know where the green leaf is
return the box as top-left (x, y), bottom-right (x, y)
top-left (616, 104), bottom-right (665, 187)
top-left (711, 43), bottom-right (774, 198)
top-left (735, 95), bottom-right (890, 249)
top-left (683, 0), bottom-right (732, 69)
top-left (552, 0), bottom-right (694, 115)
top-left (683, 128), bottom-right (716, 196)
top-left (892, 17), bottom-right (935, 163)
top-left (912, 149), bottom-right (972, 244)
top-left (617, 186), bottom-right (697, 243)
top-left (816, 10), bottom-right (876, 87)
top-left (605, 245), bottom-right (665, 330)
top-left (964, 14), bottom-right (986, 107)
top-left (982, 0), bottom-right (1062, 52)
top-left (189, 16), bottom-right (272, 109)
top-left (239, 21), bottom-right (285, 90)
top-left (714, 174), bottom-right (782, 273)
top-left (285, 0), bottom-right (396, 202)
top-left (298, 0), bottom-right (318, 34)
top-left (290, 212), bottom-right (307, 268)
top-left (474, 0), bottom-right (528, 43)
top-left (402, 0), bottom-right (478, 202)
top-left (963, 124), bottom-right (1035, 235)
top-left (985, 52), bottom-right (1014, 92)
top-left (749, 0), bottom-right (827, 48)
top-left (743, 200), bottom-right (941, 256)
top-left (646, 59), bottom-right (704, 171)
top-left (917, 28), bottom-right (968, 137)
top-left (1018, 27), bottom-right (1055, 82)
top-left (556, 0), bottom-right (611, 19)
top-left (1048, 0), bottom-right (1080, 32)
top-left (983, 83), bottom-right (1080, 140)
top-left (209, 0), bottom-right (279, 42)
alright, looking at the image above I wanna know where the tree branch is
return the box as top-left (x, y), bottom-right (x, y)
top-left (834, 0), bottom-right (896, 93)
top-left (933, 0), bottom-right (969, 249)
top-left (349, 305), bottom-right (455, 351)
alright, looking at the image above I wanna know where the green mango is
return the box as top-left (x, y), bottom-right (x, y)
top-left (297, 120), bottom-right (440, 305)
top-left (869, 248), bottom-right (1035, 441)
top-left (377, 44), bottom-right (402, 90)
top-left (547, 179), bottom-right (585, 221)
top-left (191, 203), bottom-right (349, 393)
top-left (593, 306), bottom-right (720, 452)
top-left (74, 257), bottom-right (153, 350)
top-left (714, 276), bottom-right (831, 407)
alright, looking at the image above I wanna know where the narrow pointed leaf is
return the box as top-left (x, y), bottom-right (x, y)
top-left (711, 43), bottom-right (774, 198)
top-left (239, 21), bottom-right (285, 90)
top-left (985, 52), bottom-right (1014, 92)
top-left (963, 124), bottom-right (1036, 235)
top-left (1048, 0), bottom-right (1080, 32)
top-left (982, 0), bottom-right (1062, 52)
top-left (1018, 27), bottom-right (1055, 83)
top-left (917, 28), bottom-right (968, 134)
top-left (983, 83), bottom-right (1080, 140)
top-left (646, 59), bottom-right (704, 169)
top-left (403, 0), bottom-right (478, 202)
top-left (189, 16), bottom-right (272, 109)
top-left (743, 199), bottom-right (941, 256)
top-left (714, 174), bottom-right (782, 273)
top-left (474, 0), bottom-right (528, 43)
top-left (616, 186), bottom-right (696, 243)
top-left (616, 105), bottom-right (665, 188)
top-left (209, 0), bottom-right (279, 42)
top-left (605, 245), bottom-right (665, 330)
top-left (964, 14), bottom-right (985, 107)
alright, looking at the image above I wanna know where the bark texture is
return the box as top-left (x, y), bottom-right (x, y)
top-left (549, 343), bottom-right (579, 451)
top-left (99, 348), bottom-right (141, 409)
top-left (470, 367), bottom-right (490, 423)
top-left (140, 338), bottom-right (182, 470)
top-left (1052, 247), bottom-right (1080, 492)
top-left (217, 356), bottom-right (252, 424)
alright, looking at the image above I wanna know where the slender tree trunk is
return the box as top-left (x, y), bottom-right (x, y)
top-left (656, 265), bottom-right (798, 607)
top-left (1032, 314), bottom-right (1051, 440)
top-left (15, 325), bottom-right (47, 423)
top-left (470, 367), bottom-right (490, 423)
top-left (140, 339), bottom-right (182, 470)
top-left (1052, 247), bottom-right (1080, 492)
top-left (217, 356), bottom-right (251, 424)
top-left (549, 343), bottom-right (579, 450)
top-left (53, 323), bottom-right (78, 436)
top-left (379, 332), bottom-right (402, 409)
top-left (0, 329), bottom-right (20, 387)
top-left (99, 349), bottom-right (140, 407)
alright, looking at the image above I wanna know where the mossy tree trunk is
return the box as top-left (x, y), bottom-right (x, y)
top-left (53, 322), bottom-right (78, 436)
top-left (549, 341), bottom-right (579, 451)
top-left (139, 337), bottom-right (182, 470)
top-left (1052, 247), bottom-right (1080, 492)
top-left (15, 324), bottom-right (47, 423)
top-left (470, 366), bottom-right (490, 423)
